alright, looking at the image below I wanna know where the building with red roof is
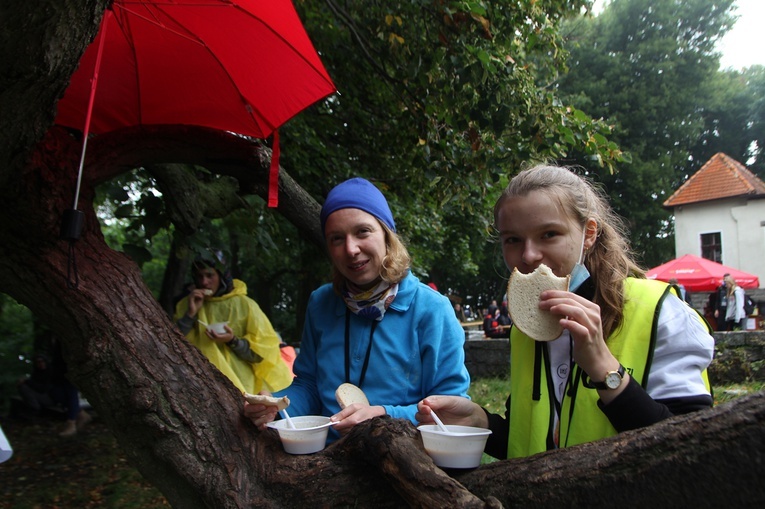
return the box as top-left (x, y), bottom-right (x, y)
top-left (664, 152), bottom-right (765, 288)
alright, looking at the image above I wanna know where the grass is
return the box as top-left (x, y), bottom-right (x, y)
top-left (1, 378), bottom-right (760, 508)
top-left (713, 381), bottom-right (765, 405)
top-left (468, 377), bottom-right (511, 414)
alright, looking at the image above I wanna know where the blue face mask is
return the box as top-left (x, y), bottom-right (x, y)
top-left (568, 230), bottom-right (590, 292)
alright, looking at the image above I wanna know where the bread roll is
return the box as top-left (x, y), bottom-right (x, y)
top-left (243, 393), bottom-right (290, 411)
top-left (507, 264), bottom-right (570, 342)
top-left (335, 383), bottom-right (369, 409)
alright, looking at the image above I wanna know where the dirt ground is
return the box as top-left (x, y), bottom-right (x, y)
top-left (0, 411), bottom-right (168, 509)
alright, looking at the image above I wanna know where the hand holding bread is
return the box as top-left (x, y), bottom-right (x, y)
top-left (335, 383), bottom-right (369, 409)
top-left (507, 263), bottom-right (570, 342)
top-left (243, 393), bottom-right (290, 411)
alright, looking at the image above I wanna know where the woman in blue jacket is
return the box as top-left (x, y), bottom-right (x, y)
top-left (245, 178), bottom-right (470, 441)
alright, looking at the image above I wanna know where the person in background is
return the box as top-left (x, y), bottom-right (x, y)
top-left (244, 177), bottom-right (470, 441)
top-left (279, 340), bottom-right (297, 378)
top-left (483, 301), bottom-right (508, 338)
top-left (668, 278), bottom-right (691, 305)
top-left (16, 354), bottom-right (55, 416)
top-left (49, 337), bottom-right (91, 437)
top-left (16, 333), bottom-right (92, 437)
top-left (496, 304), bottom-right (512, 336)
top-left (453, 302), bottom-right (467, 322)
top-left (417, 164), bottom-right (713, 459)
top-left (174, 253), bottom-right (293, 395)
top-left (724, 274), bottom-right (746, 331)
top-left (712, 275), bottom-right (729, 331)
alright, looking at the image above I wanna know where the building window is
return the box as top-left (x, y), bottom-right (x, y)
top-left (700, 232), bottom-right (722, 263)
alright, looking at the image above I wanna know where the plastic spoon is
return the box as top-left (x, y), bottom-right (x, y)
top-left (430, 410), bottom-right (450, 433)
top-left (280, 408), bottom-right (296, 429)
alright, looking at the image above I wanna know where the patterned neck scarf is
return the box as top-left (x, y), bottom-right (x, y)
top-left (342, 280), bottom-right (399, 321)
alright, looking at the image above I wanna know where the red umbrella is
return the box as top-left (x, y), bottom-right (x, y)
top-left (646, 254), bottom-right (760, 292)
top-left (55, 0), bottom-right (336, 207)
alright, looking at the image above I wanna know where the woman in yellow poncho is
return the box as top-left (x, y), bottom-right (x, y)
top-left (174, 256), bottom-right (292, 394)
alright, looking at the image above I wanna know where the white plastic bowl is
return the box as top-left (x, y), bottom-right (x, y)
top-left (206, 321), bottom-right (228, 334)
top-left (267, 415), bottom-right (333, 454)
top-left (418, 424), bottom-right (492, 469)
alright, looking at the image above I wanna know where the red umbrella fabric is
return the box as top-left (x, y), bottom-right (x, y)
top-left (55, 0), bottom-right (336, 140)
top-left (646, 254), bottom-right (760, 292)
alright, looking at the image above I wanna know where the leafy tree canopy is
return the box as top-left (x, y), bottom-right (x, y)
top-left (557, 0), bottom-right (741, 267)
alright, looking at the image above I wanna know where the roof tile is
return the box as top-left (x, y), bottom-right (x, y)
top-left (663, 152), bottom-right (765, 207)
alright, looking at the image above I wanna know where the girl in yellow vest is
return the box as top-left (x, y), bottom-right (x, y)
top-left (417, 164), bottom-right (714, 459)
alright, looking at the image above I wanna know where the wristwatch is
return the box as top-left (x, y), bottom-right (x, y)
top-left (583, 364), bottom-right (626, 390)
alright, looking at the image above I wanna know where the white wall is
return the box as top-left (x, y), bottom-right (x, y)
top-left (673, 197), bottom-right (765, 288)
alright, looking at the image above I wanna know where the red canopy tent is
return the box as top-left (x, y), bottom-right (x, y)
top-left (646, 254), bottom-right (760, 292)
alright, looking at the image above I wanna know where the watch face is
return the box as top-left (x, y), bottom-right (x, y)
top-left (605, 371), bottom-right (622, 390)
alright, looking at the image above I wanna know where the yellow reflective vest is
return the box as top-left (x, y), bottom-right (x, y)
top-left (507, 278), bottom-right (710, 458)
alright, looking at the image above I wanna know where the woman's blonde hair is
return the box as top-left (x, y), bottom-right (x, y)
top-left (724, 274), bottom-right (738, 297)
top-left (493, 164), bottom-right (644, 339)
top-left (332, 220), bottom-right (411, 294)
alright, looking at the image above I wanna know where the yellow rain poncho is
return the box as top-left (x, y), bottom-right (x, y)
top-left (174, 279), bottom-right (292, 394)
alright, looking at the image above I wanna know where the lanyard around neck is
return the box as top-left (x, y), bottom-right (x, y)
top-left (344, 308), bottom-right (378, 389)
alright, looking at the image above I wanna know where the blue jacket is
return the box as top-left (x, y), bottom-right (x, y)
top-left (276, 272), bottom-right (470, 441)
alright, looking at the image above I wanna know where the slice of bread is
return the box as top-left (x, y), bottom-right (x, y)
top-left (507, 264), bottom-right (570, 342)
top-left (335, 383), bottom-right (369, 409)
top-left (243, 393), bottom-right (290, 411)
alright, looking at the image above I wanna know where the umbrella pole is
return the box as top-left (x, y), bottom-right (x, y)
top-left (71, 10), bottom-right (110, 213)
top-left (61, 10), bottom-right (111, 289)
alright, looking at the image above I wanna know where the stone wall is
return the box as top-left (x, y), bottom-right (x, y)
top-left (464, 338), bottom-right (509, 379)
top-left (464, 331), bottom-right (765, 383)
top-left (709, 331), bottom-right (765, 384)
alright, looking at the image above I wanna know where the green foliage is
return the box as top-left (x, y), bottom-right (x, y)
top-left (42, 0), bottom-right (762, 339)
top-left (222, 200), bottom-right (331, 342)
top-left (556, 0), bottom-right (739, 267)
top-left (694, 65), bottom-right (765, 177)
top-left (283, 0), bottom-right (625, 308)
top-left (67, 1), bottom-right (636, 340)
top-left (96, 169), bottom-right (174, 294)
top-left (0, 294), bottom-right (34, 414)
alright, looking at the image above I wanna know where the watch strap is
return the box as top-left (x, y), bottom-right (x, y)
top-left (582, 364), bottom-right (625, 390)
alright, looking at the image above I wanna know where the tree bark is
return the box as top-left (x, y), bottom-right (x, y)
top-left (2, 2), bottom-right (765, 508)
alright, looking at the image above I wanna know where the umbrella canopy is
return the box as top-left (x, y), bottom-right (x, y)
top-left (646, 254), bottom-right (760, 292)
top-left (55, 0), bottom-right (336, 139)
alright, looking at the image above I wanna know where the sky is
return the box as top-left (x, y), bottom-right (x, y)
top-left (717, 0), bottom-right (765, 70)
top-left (593, 0), bottom-right (765, 70)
